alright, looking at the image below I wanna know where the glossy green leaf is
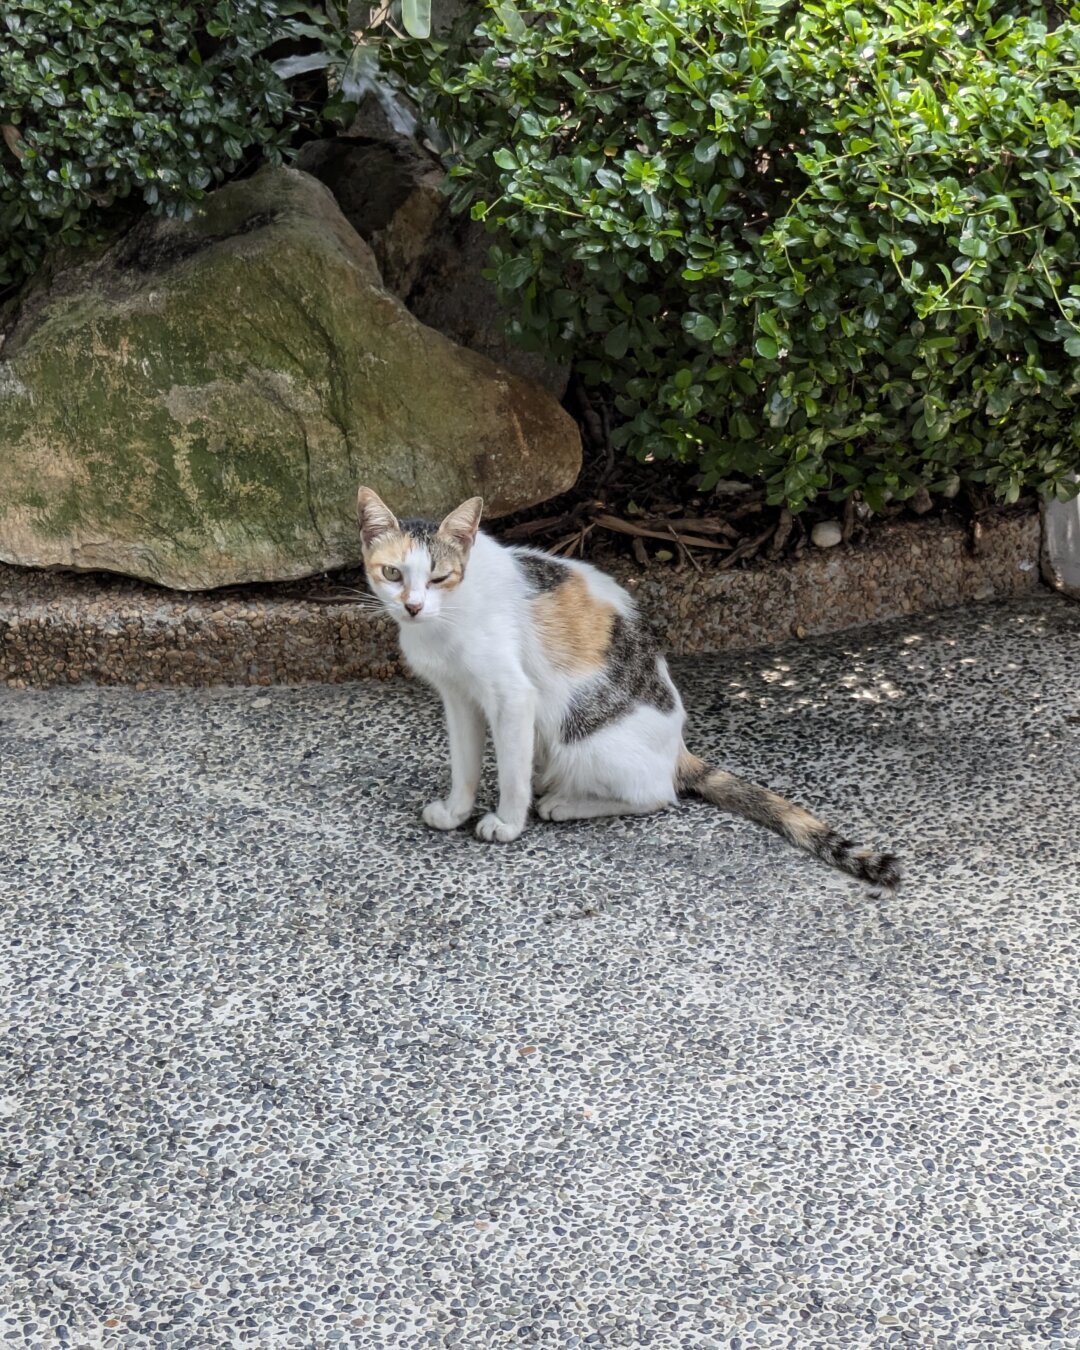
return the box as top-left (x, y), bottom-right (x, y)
top-left (401, 0), bottom-right (431, 40)
top-left (605, 322), bottom-right (631, 358)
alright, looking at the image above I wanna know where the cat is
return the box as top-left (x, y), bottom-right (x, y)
top-left (356, 486), bottom-right (901, 891)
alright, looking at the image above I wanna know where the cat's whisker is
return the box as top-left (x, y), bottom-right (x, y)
top-left (335, 595), bottom-right (383, 609)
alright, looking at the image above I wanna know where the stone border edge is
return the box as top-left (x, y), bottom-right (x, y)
top-left (0, 508), bottom-right (1044, 689)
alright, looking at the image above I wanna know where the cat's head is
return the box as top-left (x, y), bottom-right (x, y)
top-left (356, 487), bottom-right (483, 625)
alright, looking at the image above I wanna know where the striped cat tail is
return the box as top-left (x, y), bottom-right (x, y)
top-left (676, 750), bottom-right (901, 893)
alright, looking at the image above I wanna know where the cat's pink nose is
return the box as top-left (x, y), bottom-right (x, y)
top-left (404, 600), bottom-right (423, 617)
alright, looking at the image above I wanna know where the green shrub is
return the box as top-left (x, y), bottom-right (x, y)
top-left (0, 1), bottom-right (297, 293)
top-left (389, 0), bottom-right (1080, 509)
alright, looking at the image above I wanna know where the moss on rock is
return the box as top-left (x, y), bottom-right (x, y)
top-left (0, 168), bottom-right (580, 589)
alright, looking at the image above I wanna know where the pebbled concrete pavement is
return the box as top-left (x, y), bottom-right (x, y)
top-left (1, 595), bottom-right (1078, 1347)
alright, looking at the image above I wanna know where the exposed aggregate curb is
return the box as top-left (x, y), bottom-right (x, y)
top-left (0, 509), bottom-right (1042, 688)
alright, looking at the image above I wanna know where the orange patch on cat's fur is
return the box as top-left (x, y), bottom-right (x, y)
top-left (533, 572), bottom-right (616, 673)
top-left (365, 534), bottom-right (414, 571)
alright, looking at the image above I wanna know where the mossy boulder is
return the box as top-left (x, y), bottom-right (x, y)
top-left (0, 167), bottom-right (580, 590)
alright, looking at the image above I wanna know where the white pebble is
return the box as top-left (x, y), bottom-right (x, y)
top-left (811, 520), bottom-right (843, 548)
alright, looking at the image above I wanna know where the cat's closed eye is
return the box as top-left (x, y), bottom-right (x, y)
top-left (430, 573), bottom-right (450, 585)
top-left (382, 565), bottom-right (402, 581)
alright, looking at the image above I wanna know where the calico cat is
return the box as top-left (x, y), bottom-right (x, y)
top-left (356, 487), bottom-right (900, 891)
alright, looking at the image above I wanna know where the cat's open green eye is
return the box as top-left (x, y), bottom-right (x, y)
top-left (382, 565), bottom-right (402, 582)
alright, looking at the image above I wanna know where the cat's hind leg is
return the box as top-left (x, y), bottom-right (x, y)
top-left (536, 794), bottom-right (667, 821)
top-left (538, 704), bottom-right (681, 824)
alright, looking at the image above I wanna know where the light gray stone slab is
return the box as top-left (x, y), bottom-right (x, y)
top-left (1042, 479), bottom-right (1080, 600)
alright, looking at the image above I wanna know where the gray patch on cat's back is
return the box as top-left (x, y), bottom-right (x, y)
top-left (560, 613), bottom-right (676, 743)
top-left (515, 550), bottom-right (572, 593)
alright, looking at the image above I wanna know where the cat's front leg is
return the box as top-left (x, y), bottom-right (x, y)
top-left (475, 684), bottom-right (536, 843)
top-left (423, 690), bottom-right (486, 831)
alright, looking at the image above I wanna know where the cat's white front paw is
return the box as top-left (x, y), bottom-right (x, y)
top-left (423, 799), bottom-right (470, 831)
top-left (475, 812), bottom-right (523, 843)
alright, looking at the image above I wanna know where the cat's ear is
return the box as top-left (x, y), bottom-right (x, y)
top-left (356, 486), bottom-right (399, 549)
top-left (439, 496), bottom-right (484, 550)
